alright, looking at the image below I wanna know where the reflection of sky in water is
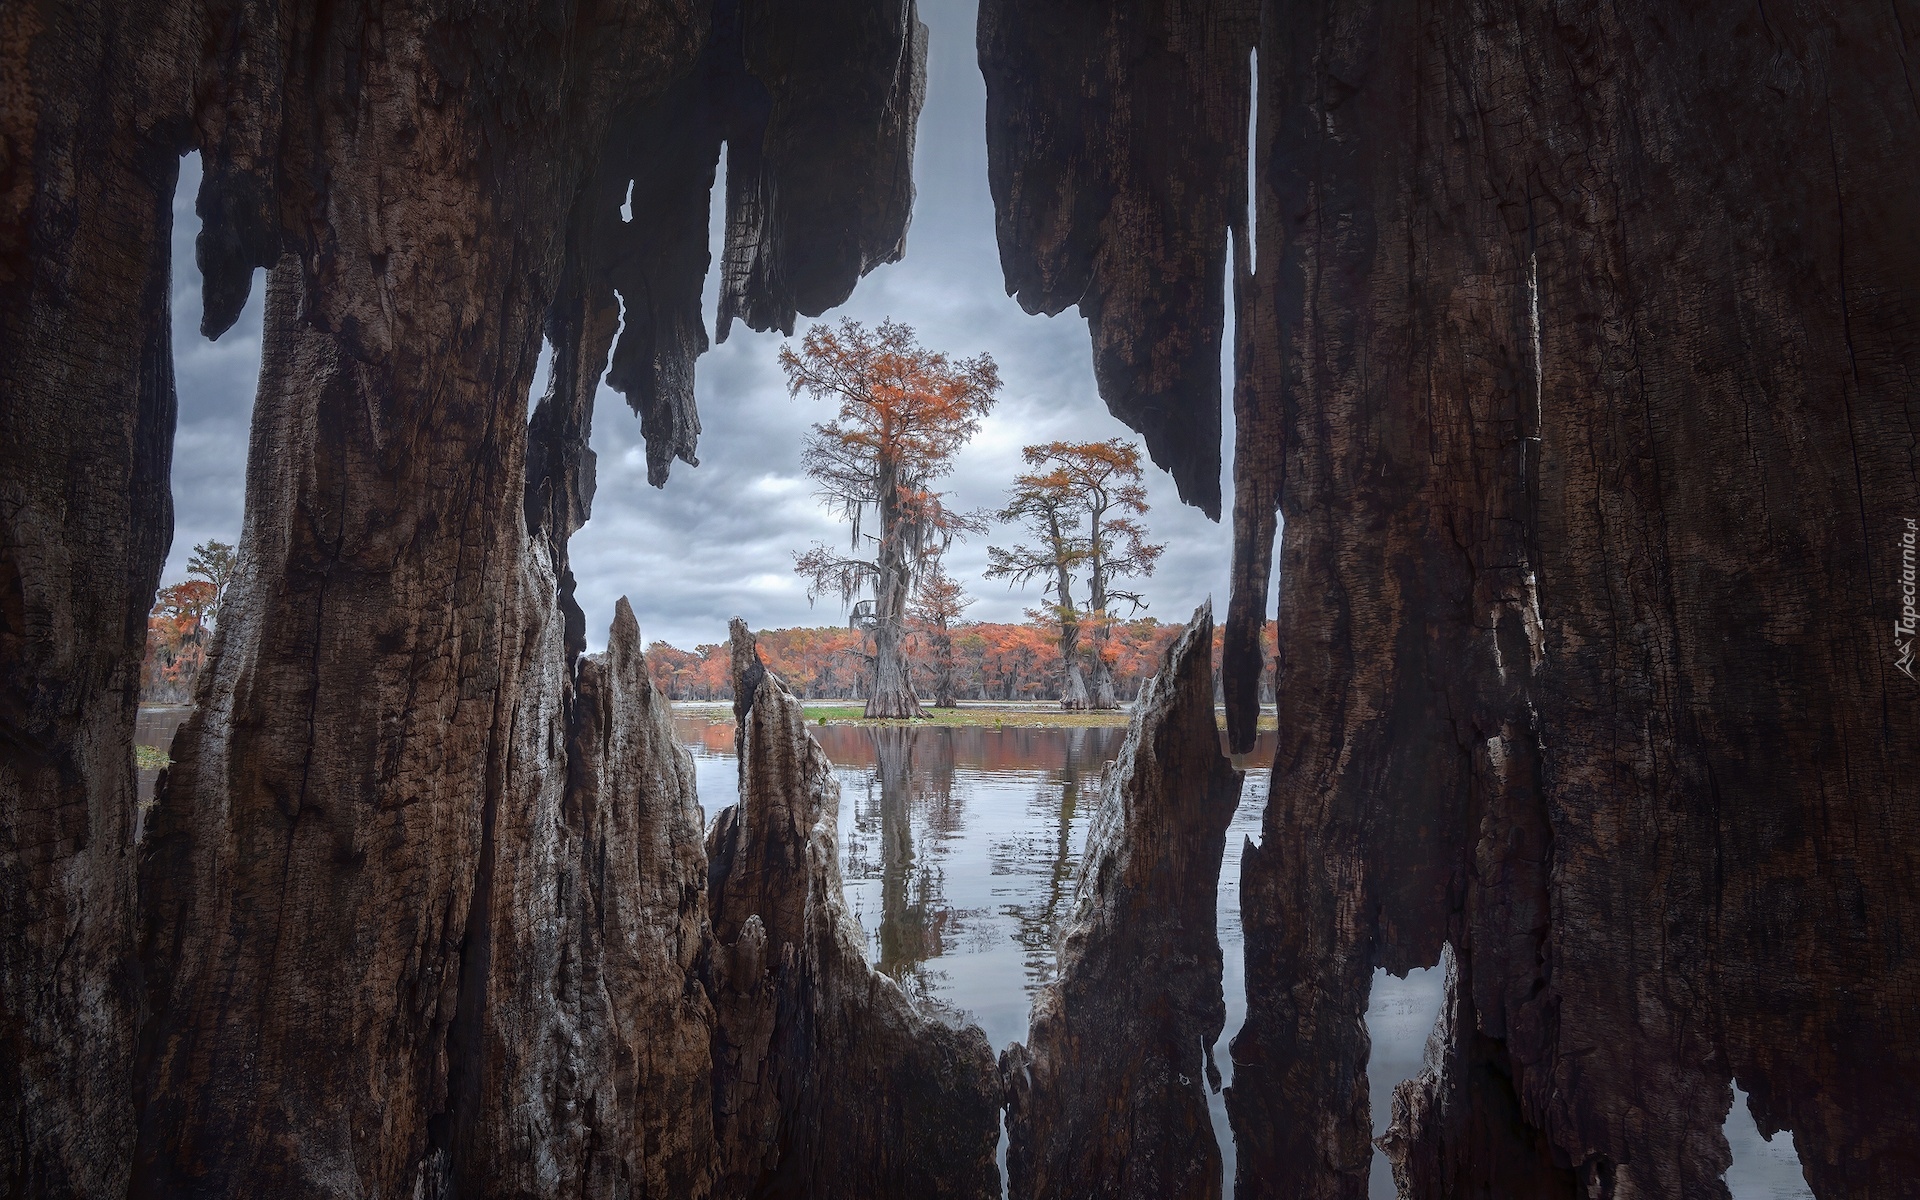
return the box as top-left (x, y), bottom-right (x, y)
top-left (652, 712), bottom-right (1805, 1199)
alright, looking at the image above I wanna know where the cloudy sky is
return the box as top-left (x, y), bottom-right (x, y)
top-left (164, 0), bottom-right (1247, 652)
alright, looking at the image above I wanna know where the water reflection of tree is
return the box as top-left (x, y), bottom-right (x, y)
top-left (867, 726), bottom-right (955, 985)
top-left (1004, 726), bottom-right (1096, 993)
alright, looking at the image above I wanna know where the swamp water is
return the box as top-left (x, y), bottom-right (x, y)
top-left (677, 709), bottom-right (1814, 1200)
top-left (677, 712), bottom-right (1434, 1198)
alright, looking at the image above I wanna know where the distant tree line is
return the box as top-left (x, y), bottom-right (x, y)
top-left (641, 617), bottom-right (1278, 706)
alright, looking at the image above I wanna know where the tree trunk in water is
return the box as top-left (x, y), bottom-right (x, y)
top-left (1004, 604), bottom-right (1243, 1200)
top-left (1053, 524), bottom-right (1090, 710)
top-left (1058, 642), bottom-right (1091, 710)
top-left (867, 613), bottom-right (925, 718)
top-left (1088, 645), bottom-right (1120, 709)
top-left (1085, 574), bottom-right (1121, 710)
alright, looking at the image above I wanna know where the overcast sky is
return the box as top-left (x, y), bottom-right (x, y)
top-left (164, 0), bottom-right (1246, 652)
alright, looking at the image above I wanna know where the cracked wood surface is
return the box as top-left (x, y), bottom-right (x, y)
top-left (706, 621), bottom-right (1002, 1199)
top-left (982, 2), bottom-right (1920, 1197)
top-left (1002, 604), bottom-right (1243, 1200)
top-left (5, 0), bottom-right (941, 1193)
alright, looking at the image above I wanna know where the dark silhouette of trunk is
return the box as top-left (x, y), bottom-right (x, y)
top-left (0, 3), bottom-right (187, 1185)
top-left (1, 0), bottom-right (936, 1192)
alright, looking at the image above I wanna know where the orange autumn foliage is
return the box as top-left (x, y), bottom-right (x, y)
top-left (140, 580), bottom-right (218, 703)
top-left (784, 318), bottom-right (1000, 718)
top-left (638, 617), bottom-right (1281, 705)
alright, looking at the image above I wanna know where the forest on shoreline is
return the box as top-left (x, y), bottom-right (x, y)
top-left (640, 616), bottom-right (1276, 705)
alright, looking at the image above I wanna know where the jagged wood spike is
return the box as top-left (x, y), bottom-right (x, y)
top-left (1003, 602), bottom-right (1243, 1200)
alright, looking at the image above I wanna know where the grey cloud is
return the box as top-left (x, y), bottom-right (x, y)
top-left (166, 152), bottom-right (264, 586)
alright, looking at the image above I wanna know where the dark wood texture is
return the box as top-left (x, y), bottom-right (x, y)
top-left (982, 2), bottom-right (1920, 1197)
top-left (3, 0), bottom-right (938, 1194)
top-left (1002, 604), bottom-right (1244, 1200)
top-left (0, 0), bottom-right (201, 1189)
top-left (706, 622), bottom-right (1002, 1199)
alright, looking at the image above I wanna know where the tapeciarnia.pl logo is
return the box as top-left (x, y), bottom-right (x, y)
top-left (1899, 518), bottom-right (1917, 681)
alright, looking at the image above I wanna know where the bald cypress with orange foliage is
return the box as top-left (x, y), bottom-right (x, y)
top-left (988, 441), bottom-right (1165, 710)
top-left (785, 319), bottom-right (1000, 718)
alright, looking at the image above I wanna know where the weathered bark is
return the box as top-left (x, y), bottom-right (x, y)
top-left (1002, 604), bottom-right (1243, 1200)
top-left (7, 0), bottom-right (941, 1193)
top-left (568, 0), bottom-right (929, 487)
top-left (0, 0), bottom-right (200, 1188)
top-left (866, 616), bottom-right (925, 719)
top-left (1058, 651), bottom-right (1091, 712)
top-left (978, 0), bottom-right (1256, 517)
top-left (705, 622), bottom-right (1001, 1198)
top-left (1378, 948), bottom-right (1579, 1200)
top-left (129, 4), bottom-right (707, 1184)
top-left (985, 2), bottom-right (1920, 1198)
top-left (551, 598), bottom-right (719, 1196)
top-left (1232, 5), bottom-right (1920, 1196)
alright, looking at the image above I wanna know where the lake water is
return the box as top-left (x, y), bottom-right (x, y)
top-left (674, 708), bottom-right (1813, 1200)
top-left (676, 710), bottom-right (1438, 1197)
top-left (128, 704), bottom-right (1811, 1198)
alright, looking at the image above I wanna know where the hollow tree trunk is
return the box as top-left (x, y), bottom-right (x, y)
top-left (9, 0), bottom-right (933, 1189)
top-left (114, 1), bottom-right (932, 1194)
top-left (705, 623), bottom-right (999, 1195)
top-left (983, 1), bottom-right (1920, 1196)
top-left (0, 0), bottom-right (201, 1187)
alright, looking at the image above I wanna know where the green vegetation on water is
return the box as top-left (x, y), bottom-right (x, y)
top-left (135, 745), bottom-right (171, 770)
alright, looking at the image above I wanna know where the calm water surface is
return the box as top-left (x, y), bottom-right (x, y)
top-left (673, 710), bottom-right (1812, 1200)
top-left (677, 712), bottom-right (1427, 1195)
